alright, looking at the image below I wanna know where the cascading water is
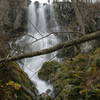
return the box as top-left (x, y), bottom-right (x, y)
top-left (16, 0), bottom-right (60, 94)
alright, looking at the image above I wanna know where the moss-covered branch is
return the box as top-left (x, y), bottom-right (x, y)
top-left (0, 31), bottom-right (100, 63)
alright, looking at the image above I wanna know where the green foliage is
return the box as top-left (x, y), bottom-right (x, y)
top-left (38, 48), bottom-right (100, 100)
top-left (96, 57), bottom-right (100, 67)
top-left (0, 62), bottom-right (36, 100)
top-left (6, 81), bottom-right (21, 90)
top-left (38, 61), bottom-right (61, 81)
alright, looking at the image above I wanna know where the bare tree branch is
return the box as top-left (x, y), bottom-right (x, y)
top-left (0, 31), bottom-right (100, 63)
top-left (29, 33), bottom-right (53, 45)
top-left (28, 31), bottom-right (82, 45)
top-left (27, 34), bottom-right (38, 40)
top-left (28, 18), bottom-right (43, 36)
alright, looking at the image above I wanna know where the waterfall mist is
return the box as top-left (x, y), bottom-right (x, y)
top-left (16, 0), bottom-right (60, 94)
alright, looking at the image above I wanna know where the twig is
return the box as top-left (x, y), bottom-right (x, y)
top-left (28, 18), bottom-right (43, 36)
top-left (28, 31), bottom-right (82, 45)
top-left (0, 31), bottom-right (99, 63)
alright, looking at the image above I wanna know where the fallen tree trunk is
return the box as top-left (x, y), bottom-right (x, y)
top-left (0, 31), bottom-right (100, 63)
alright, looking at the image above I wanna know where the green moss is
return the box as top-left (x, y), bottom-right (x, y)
top-left (38, 48), bottom-right (100, 100)
top-left (38, 61), bottom-right (61, 81)
top-left (54, 97), bottom-right (61, 100)
top-left (82, 89), bottom-right (100, 100)
top-left (0, 62), bottom-right (36, 100)
top-left (96, 57), bottom-right (100, 67)
top-left (17, 89), bottom-right (33, 100)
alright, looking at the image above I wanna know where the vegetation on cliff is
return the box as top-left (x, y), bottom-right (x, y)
top-left (39, 48), bottom-right (100, 100)
top-left (0, 61), bottom-right (37, 100)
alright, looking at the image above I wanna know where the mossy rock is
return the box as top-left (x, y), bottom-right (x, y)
top-left (0, 62), bottom-right (37, 100)
top-left (38, 61), bottom-right (61, 81)
top-left (38, 48), bottom-right (100, 100)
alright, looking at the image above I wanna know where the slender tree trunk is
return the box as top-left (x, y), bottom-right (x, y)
top-left (71, 0), bottom-right (85, 34)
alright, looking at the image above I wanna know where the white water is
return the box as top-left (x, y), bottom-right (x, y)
top-left (16, 1), bottom-right (60, 94)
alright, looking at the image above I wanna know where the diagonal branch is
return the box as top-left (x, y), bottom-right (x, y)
top-left (0, 31), bottom-right (100, 63)
top-left (28, 31), bottom-right (82, 45)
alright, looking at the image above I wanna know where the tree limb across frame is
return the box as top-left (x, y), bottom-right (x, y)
top-left (0, 31), bottom-right (100, 63)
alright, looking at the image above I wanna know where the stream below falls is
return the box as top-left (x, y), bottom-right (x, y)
top-left (16, 0), bottom-right (60, 94)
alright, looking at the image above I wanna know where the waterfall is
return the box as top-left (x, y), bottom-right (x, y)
top-left (16, 0), bottom-right (60, 94)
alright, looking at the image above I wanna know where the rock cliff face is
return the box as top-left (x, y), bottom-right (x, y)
top-left (0, 0), bottom-right (30, 35)
top-left (53, 2), bottom-right (100, 58)
top-left (53, 2), bottom-right (100, 33)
